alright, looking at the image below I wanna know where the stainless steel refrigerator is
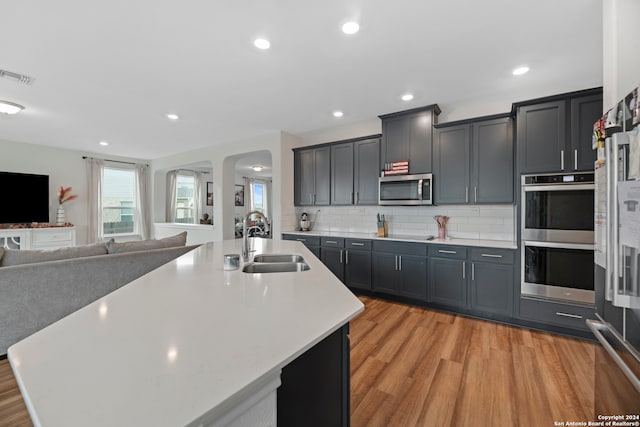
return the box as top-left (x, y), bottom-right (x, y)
top-left (590, 85), bottom-right (640, 414)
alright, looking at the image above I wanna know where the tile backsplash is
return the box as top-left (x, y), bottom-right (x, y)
top-left (293, 204), bottom-right (516, 241)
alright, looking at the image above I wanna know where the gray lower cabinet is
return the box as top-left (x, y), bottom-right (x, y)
top-left (282, 234), bottom-right (321, 259)
top-left (372, 241), bottom-right (428, 300)
top-left (519, 297), bottom-right (595, 331)
top-left (429, 246), bottom-right (467, 308)
top-left (320, 237), bottom-right (372, 290)
top-left (469, 248), bottom-right (514, 316)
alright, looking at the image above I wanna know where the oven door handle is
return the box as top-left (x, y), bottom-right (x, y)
top-left (522, 184), bottom-right (595, 192)
top-left (523, 240), bottom-right (595, 251)
top-left (586, 319), bottom-right (640, 393)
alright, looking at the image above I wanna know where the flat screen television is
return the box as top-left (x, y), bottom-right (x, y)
top-left (0, 171), bottom-right (50, 224)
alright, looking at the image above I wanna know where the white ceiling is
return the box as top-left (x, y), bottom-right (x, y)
top-left (0, 0), bottom-right (603, 160)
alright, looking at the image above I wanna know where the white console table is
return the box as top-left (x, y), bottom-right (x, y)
top-left (0, 227), bottom-right (76, 250)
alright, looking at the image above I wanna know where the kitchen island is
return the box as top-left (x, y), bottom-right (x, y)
top-left (8, 239), bottom-right (364, 427)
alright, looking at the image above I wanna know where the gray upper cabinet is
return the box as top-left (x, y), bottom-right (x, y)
top-left (433, 125), bottom-right (470, 204)
top-left (295, 136), bottom-right (380, 207)
top-left (434, 115), bottom-right (513, 205)
top-left (353, 138), bottom-right (380, 205)
top-left (331, 142), bottom-right (354, 205)
top-left (571, 94), bottom-right (602, 171)
top-left (294, 146), bottom-right (330, 206)
top-left (473, 117), bottom-right (513, 203)
top-left (379, 105), bottom-right (440, 175)
top-left (517, 88), bottom-right (602, 174)
top-left (517, 100), bottom-right (566, 173)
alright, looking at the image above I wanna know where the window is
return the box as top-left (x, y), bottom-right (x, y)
top-left (251, 182), bottom-right (265, 213)
top-left (102, 167), bottom-right (137, 235)
top-left (175, 174), bottom-right (195, 223)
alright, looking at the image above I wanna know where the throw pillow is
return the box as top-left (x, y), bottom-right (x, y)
top-left (105, 231), bottom-right (187, 254)
top-left (0, 242), bottom-right (109, 267)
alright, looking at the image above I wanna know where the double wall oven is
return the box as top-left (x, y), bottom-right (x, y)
top-left (521, 172), bottom-right (595, 304)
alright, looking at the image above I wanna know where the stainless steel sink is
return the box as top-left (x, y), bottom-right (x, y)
top-left (253, 254), bottom-right (305, 263)
top-left (242, 262), bottom-right (310, 273)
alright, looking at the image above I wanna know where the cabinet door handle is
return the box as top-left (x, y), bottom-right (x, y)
top-left (462, 261), bottom-right (466, 279)
top-left (351, 242), bottom-right (365, 246)
top-left (395, 255), bottom-right (398, 271)
top-left (356, 191), bottom-right (359, 203)
top-left (314, 194), bottom-right (317, 204)
top-left (556, 312), bottom-right (583, 319)
top-left (560, 150), bottom-right (565, 170)
top-left (296, 238), bottom-right (307, 242)
top-left (439, 249), bottom-right (457, 254)
top-left (465, 187), bottom-right (469, 203)
top-left (345, 250), bottom-right (349, 264)
top-left (472, 263), bottom-right (475, 281)
top-left (474, 187), bottom-right (477, 203)
top-left (398, 255), bottom-right (402, 271)
top-left (574, 149), bottom-right (578, 170)
top-left (309, 194), bottom-right (313, 204)
top-left (339, 249), bottom-right (343, 264)
top-left (481, 253), bottom-right (503, 258)
top-left (326, 240), bottom-right (338, 244)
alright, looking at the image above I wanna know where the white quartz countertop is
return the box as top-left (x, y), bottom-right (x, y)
top-left (8, 239), bottom-right (364, 427)
top-left (283, 230), bottom-right (518, 249)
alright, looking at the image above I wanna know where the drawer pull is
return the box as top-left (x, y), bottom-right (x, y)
top-left (555, 312), bottom-right (583, 319)
top-left (438, 250), bottom-right (457, 254)
top-left (481, 253), bottom-right (503, 258)
top-left (326, 240), bottom-right (338, 244)
top-left (351, 242), bottom-right (365, 246)
top-left (296, 238), bottom-right (307, 242)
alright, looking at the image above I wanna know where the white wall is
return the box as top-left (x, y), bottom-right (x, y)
top-left (603, 0), bottom-right (640, 110)
top-left (0, 138), bottom-right (148, 245)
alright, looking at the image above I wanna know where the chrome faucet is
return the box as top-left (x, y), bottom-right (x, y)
top-left (242, 211), bottom-right (270, 261)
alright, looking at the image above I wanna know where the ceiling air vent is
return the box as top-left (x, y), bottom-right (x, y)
top-left (0, 69), bottom-right (34, 85)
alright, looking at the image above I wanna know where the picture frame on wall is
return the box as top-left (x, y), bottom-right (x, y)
top-left (235, 184), bottom-right (244, 206)
top-left (206, 182), bottom-right (213, 206)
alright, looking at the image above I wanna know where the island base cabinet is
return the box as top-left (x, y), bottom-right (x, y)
top-left (277, 324), bottom-right (350, 427)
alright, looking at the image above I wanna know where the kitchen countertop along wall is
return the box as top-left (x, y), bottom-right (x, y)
top-left (283, 230), bottom-right (517, 250)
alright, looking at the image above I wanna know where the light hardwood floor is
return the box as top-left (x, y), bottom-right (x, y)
top-left (0, 295), bottom-right (596, 427)
top-left (350, 296), bottom-right (595, 427)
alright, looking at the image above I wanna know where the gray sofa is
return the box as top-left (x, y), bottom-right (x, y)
top-left (0, 232), bottom-right (199, 356)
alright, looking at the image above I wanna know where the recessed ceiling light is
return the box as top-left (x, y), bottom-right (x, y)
top-left (513, 66), bottom-right (530, 76)
top-left (99, 141), bottom-right (109, 146)
top-left (166, 113), bottom-right (179, 120)
top-left (342, 21), bottom-right (360, 35)
top-left (401, 93), bottom-right (414, 101)
top-left (251, 165), bottom-right (264, 172)
top-left (254, 38), bottom-right (271, 50)
top-left (0, 100), bottom-right (24, 114)
top-left (333, 111), bottom-right (344, 118)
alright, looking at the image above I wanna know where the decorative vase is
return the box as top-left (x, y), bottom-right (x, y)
top-left (438, 227), bottom-right (446, 239)
top-left (56, 205), bottom-right (66, 226)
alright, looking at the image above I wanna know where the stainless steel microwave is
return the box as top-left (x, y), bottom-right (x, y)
top-left (378, 173), bottom-right (433, 206)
